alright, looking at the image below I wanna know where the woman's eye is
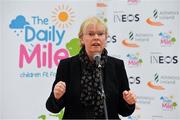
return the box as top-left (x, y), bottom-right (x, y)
top-left (98, 33), bottom-right (104, 36)
top-left (87, 32), bottom-right (105, 36)
top-left (89, 33), bottom-right (95, 36)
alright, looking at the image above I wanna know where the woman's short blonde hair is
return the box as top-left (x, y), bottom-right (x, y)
top-left (78, 16), bottom-right (108, 39)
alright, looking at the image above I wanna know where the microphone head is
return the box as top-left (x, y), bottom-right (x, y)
top-left (93, 53), bottom-right (101, 60)
top-left (93, 53), bottom-right (101, 66)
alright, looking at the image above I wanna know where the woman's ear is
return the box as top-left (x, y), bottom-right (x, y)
top-left (80, 37), bottom-right (84, 45)
top-left (104, 34), bottom-right (108, 47)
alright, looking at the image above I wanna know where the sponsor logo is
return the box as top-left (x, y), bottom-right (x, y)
top-left (137, 96), bottom-right (155, 104)
top-left (147, 73), bottom-right (165, 90)
top-left (9, 4), bottom-right (79, 69)
top-left (159, 31), bottom-right (176, 47)
top-left (96, 1), bottom-right (108, 23)
top-left (121, 31), bottom-right (153, 48)
top-left (127, 0), bottom-right (141, 5)
top-left (129, 76), bottom-right (141, 84)
top-left (160, 96), bottom-right (178, 111)
top-left (146, 9), bottom-right (179, 26)
top-left (127, 52), bottom-right (143, 67)
top-left (147, 73), bottom-right (179, 90)
top-left (150, 55), bottom-right (178, 64)
top-left (113, 11), bottom-right (140, 23)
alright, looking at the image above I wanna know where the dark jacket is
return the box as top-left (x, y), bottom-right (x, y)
top-left (46, 55), bottom-right (135, 119)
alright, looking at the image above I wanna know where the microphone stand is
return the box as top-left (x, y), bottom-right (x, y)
top-left (98, 64), bottom-right (108, 120)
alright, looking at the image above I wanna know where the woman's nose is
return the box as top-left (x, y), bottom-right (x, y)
top-left (94, 33), bottom-right (99, 39)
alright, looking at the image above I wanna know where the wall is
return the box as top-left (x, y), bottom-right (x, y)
top-left (0, 0), bottom-right (3, 119)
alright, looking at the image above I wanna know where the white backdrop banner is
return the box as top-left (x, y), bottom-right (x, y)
top-left (1, 0), bottom-right (180, 119)
top-left (0, 1), bottom-right (3, 119)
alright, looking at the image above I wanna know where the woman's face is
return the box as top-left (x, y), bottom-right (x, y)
top-left (81, 23), bottom-right (107, 59)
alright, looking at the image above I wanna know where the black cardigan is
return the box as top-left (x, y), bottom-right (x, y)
top-left (46, 55), bottom-right (135, 119)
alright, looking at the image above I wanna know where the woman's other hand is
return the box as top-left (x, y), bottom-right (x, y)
top-left (53, 81), bottom-right (66, 100)
top-left (123, 90), bottom-right (136, 105)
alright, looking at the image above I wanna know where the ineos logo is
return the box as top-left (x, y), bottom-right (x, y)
top-left (107, 35), bottom-right (117, 43)
top-left (114, 14), bottom-right (140, 23)
top-left (150, 56), bottom-right (178, 64)
top-left (129, 76), bottom-right (141, 84)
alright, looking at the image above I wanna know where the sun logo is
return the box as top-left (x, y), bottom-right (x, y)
top-left (51, 4), bottom-right (75, 29)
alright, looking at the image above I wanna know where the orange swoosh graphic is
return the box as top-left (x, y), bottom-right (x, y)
top-left (147, 81), bottom-right (165, 90)
top-left (146, 18), bottom-right (163, 26)
top-left (135, 106), bottom-right (141, 110)
top-left (122, 39), bottom-right (139, 48)
top-left (96, 2), bottom-right (107, 7)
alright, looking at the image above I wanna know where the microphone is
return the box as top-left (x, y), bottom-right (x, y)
top-left (93, 53), bottom-right (108, 119)
top-left (93, 53), bottom-right (101, 67)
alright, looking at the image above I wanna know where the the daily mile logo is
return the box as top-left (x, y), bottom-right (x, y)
top-left (9, 4), bottom-right (80, 69)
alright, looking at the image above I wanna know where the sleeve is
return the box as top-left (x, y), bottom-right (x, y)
top-left (117, 60), bottom-right (135, 116)
top-left (46, 60), bottom-right (67, 113)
